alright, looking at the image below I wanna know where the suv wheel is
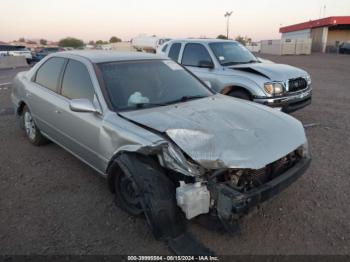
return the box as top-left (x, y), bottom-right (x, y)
top-left (228, 90), bottom-right (251, 100)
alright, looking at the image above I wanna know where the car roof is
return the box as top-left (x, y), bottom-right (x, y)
top-left (54, 50), bottom-right (166, 63)
top-left (166, 38), bottom-right (238, 44)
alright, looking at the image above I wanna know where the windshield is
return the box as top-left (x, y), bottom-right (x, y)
top-left (98, 60), bottom-right (213, 110)
top-left (209, 42), bottom-right (259, 66)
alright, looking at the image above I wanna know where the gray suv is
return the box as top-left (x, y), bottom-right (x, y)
top-left (11, 51), bottom-right (311, 253)
top-left (158, 39), bottom-right (312, 113)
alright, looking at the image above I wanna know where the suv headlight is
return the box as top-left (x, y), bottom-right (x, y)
top-left (297, 141), bottom-right (310, 158)
top-left (158, 143), bottom-right (203, 177)
top-left (264, 82), bottom-right (284, 96)
top-left (302, 141), bottom-right (310, 158)
top-left (306, 74), bottom-right (312, 85)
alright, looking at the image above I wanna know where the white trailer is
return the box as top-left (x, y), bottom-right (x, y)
top-left (131, 35), bottom-right (170, 53)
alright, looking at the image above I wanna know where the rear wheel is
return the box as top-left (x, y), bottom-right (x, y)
top-left (21, 106), bottom-right (47, 146)
top-left (228, 90), bottom-right (251, 100)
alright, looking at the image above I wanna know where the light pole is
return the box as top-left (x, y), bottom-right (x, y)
top-left (224, 11), bottom-right (233, 39)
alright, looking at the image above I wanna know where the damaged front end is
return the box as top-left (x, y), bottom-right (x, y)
top-left (113, 95), bottom-right (311, 251)
top-left (155, 139), bottom-right (311, 232)
top-left (207, 144), bottom-right (311, 232)
top-left (107, 132), bottom-right (310, 255)
top-left (158, 142), bottom-right (205, 177)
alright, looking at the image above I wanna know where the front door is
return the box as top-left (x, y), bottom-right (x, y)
top-left (53, 58), bottom-right (106, 172)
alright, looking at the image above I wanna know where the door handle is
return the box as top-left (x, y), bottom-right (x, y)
top-left (55, 109), bottom-right (62, 114)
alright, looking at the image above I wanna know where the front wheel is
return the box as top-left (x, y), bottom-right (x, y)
top-left (113, 153), bottom-right (187, 240)
top-left (21, 106), bottom-right (47, 146)
top-left (114, 167), bottom-right (143, 216)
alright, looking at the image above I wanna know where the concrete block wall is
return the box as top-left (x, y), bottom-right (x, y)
top-left (0, 56), bottom-right (28, 69)
top-left (261, 39), bottom-right (312, 55)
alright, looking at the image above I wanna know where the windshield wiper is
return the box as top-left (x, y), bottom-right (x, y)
top-left (222, 60), bottom-right (259, 66)
top-left (164, 95), bottom-right (207, 105)
top-left (239, 60), bottom-right (259, 64)
top-left (125, 96), bottom-right (207, 110)
top-left (132, 102), bottom-right (167, 109)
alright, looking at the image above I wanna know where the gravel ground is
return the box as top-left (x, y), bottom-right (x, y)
top-left (0, 54), bottom-right (350, 255)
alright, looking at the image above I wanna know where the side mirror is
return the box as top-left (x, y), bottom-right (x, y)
top-left (69, 99), bottom-right (100, 114)
top-left (198, 60), bottom-right (214, 69)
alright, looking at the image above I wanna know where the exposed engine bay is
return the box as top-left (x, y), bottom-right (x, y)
top-left (175, 148), bottom-right (305, 220)
top-left (211, 148), bottom-right (303, 193)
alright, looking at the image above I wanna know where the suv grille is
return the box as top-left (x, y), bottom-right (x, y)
top-left (288, 77), bottom-right (307, 93)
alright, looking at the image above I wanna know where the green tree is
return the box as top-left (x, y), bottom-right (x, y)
top-left (39, 39), bottom-right (47, 45)
top-left (58, 37), bottom-right (84, 48)
top-left (235, 35), bottom-right (247, 45)
top-left (217, 34), bottom-right (228, 40)
top-left (96, 40), bottom-right (108, 45)
top-left (88, 40), bottom-right (95, 45)
top-left (109, 36), bottom-right (121, 43)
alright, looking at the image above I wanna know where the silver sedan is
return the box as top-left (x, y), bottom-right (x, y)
top-left (11, 51), bottom-right (311, 253)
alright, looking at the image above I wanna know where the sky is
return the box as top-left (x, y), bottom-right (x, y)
top-left (0, 0), bottom-right (349, 42)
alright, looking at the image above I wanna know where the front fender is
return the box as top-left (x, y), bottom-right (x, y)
top-left (216, 75), bottom-right (267, 97)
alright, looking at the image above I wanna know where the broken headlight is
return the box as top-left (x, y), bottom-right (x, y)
top-left (264, 82), bottom-right (284, 96)
top-left (158, 143), bottom-right (203, 177)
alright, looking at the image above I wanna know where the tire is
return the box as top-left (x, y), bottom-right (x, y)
top-left (21, 106), bottom-right (47, 146)
top-left (114, 165), bottom-right (143, 216)
top-left (113, 153), bottom-right (186, 240)
top-left (228, 89), bottom-right (251, 100)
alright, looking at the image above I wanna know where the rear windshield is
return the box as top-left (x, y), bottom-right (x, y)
top-left (98, 60), bottom-right (213, 110)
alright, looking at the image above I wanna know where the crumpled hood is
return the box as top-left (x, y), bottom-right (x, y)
top-left (231, 63), bottom-right (308, 81)
top-left (120, 95), bottom-right (306, 169)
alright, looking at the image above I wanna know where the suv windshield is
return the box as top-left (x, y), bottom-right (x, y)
top-left (209, 42), bottom-right (259, 66)
top-left (98, 60), bottom-right (213, 110)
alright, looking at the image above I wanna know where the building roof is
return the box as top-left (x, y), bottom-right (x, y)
top-left (55, 50), bottom-right (166, 63)
top-left (280, 16), bottom-right (350, 33)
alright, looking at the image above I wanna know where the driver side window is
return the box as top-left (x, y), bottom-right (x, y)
top-left (61, 59), bottom-right (95, 101)
top-left (182, 43), bottom-right (212, 67)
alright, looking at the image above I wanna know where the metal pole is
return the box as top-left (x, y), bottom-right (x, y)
top-left (224, 11), bottom-right (233, 39)
top-left (227, 16), bottom-right (229, 38)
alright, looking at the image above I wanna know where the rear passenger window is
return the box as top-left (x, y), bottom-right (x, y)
top-left (168, 43), bottom-right (181, 61)
top-left (182, 43), bottom-right (212, 67)
top-left (61, 59), bottom-right (95, 101)
top-left (35, 57), bottom-right (65, 92)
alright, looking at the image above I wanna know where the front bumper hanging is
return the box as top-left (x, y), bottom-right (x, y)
top-left (214, 156), bottom-right (311, 221)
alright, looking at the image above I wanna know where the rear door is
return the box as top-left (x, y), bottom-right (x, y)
top-left (28, 57), bottom-right (66, 139)
top-left (167, 42), bottom-right (182, 62)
